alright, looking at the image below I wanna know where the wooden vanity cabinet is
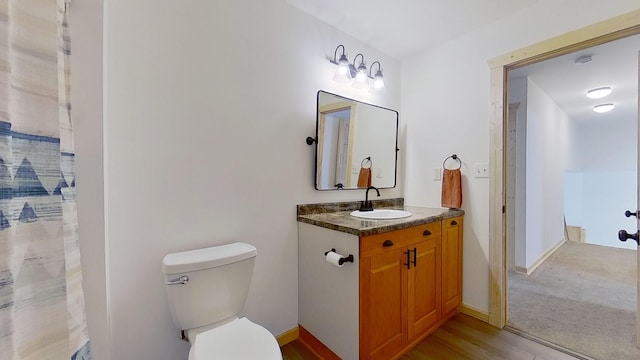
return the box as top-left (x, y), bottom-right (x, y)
top-left (297, 214), bottom-right (463, 360)
top-left (359, 222), bottom-right (442, 360)
top-left (359, 244), bottom-right (405, 359)
top-left (442, 216), bottom-right (463, 315)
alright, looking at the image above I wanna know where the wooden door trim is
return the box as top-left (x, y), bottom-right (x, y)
top-left (636, 50), bottom-right (640, 345)
top-left (488, 9), bottom-right (640, 328)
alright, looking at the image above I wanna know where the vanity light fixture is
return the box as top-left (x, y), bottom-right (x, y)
top-left (369, 61), bottom-right (384, 90)
top-left (593, 103), bottom-right (615, 113)
top-left (352, 54), bottom-right (369, 89)
top-left (331, 44), bottom-right (352, 83)
top-left (329, 45), bottom-right (385, 91)
top-left (586, 86), bottom-right (612, 99)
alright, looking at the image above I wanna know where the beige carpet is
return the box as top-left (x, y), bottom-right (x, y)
top-left (508, 241), bottom-right (638, 360)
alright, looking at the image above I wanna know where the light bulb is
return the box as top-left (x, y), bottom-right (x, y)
top-left (586, 87), bottom-right (612, 99)
top-left (593, 103), bottom-right (615, 113)
top-left (352, 62), bottom-right (369, 89)
top-left (332, 54), bottom-right (352, 83)
top-left (372, 70), bottom-right (384, 90)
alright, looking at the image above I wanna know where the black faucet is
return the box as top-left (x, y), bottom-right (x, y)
top-left (359, 186), bottom-right (380, 212)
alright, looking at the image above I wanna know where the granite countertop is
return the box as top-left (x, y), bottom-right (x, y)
top-left (297, 199), bottom-right (464, 236)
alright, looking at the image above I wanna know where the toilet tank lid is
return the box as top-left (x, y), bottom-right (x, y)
top-left (162, 242), bottom-right (257, 275)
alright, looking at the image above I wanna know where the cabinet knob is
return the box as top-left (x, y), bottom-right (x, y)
top-left (423, 229), bottom-right (431, 236)
top-left (451, 220), bottom-right (458, 226)
top-left (382, 240), bottom-right (394, 247)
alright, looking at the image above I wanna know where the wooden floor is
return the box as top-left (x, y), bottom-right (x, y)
top-left (281, 313), bottom-right (580, 360)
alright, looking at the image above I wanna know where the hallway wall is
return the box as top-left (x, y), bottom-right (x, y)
top-left (524, 79), bottom-right (569, 268)
top-left (565, 117), bottom-right (638, 249)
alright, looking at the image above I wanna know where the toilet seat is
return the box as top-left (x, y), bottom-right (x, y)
top-left (189, 317), bottom-right (282, 360)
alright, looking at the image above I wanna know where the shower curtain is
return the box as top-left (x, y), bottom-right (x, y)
top-left (0, 1), bottom-right (91, 359)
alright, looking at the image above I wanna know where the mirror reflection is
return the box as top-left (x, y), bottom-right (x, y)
top-left (314, 91), bottom-right (398, 190)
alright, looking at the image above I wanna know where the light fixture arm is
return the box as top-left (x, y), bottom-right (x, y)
top-left (332, 44), bottom-right (347, 64)
top-left (368, 61), bottom-right (382, 78)
top-left (353, 53), bottom-right (365, 67)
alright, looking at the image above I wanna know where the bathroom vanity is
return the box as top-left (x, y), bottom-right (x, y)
top-left (297, 200), bottom-right (464, 360)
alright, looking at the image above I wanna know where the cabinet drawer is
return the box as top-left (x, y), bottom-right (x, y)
top-left (443, 216), bottom-right (462, 229)
top-left (360, 222), bottom-right (441, 258)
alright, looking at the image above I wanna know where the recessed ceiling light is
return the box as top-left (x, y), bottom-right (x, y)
top-left (593, 103), bottom-right (615, 113)
top-left (586, 87), bottom-right (612, 99)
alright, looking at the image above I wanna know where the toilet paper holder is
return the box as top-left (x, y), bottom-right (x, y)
top-left (324, 248), bottom-right (354, 265)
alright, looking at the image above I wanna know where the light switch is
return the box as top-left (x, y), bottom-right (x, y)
top-left (474, 163), bottom-right (489, 178)
top-left (433, 168), bottom-right (441, 181)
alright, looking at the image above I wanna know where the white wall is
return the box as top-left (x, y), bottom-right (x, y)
top-left (524, 79), bottom-right (568, 267)
top-left (402, 0), bottom-right (640, 312)
top-left (102, 1), bottom-right (401, 360)
top-left (565, 117), bottom-right (637, 249)
top-left (564, 172), bottom-right (584, 225)
top-left (68, 1), bottom-right (109, 359)
top-left (581, 171), bottom-right (637, 249)
top-left (508, 77), bottom-right (528, 269)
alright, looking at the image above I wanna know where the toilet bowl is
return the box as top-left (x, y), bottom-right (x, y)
top-left (162, 242), bottom-right (282, 360)
top-left (188, 317), bottom-right (281, 360)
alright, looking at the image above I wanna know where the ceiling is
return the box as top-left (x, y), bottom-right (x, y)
top-left (286, 0), bottom-right (540, 60)
top-left (286, 0), bottom-right (639, 125)
top-left (510, 34), bottom-right (640, 125)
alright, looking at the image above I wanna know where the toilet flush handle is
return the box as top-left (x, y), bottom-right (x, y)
top-left (166, 275), bottom-right (189, 285)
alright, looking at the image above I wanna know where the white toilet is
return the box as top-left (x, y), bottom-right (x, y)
top-left (161, 242), bottom-right (282, 360)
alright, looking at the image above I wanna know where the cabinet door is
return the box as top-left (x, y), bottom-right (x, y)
top-left (360, 247), bottom-right (407, 360)
top-left (442, 217), bottom-right (463, 315)
top-left (407, 234), bottom-right (441, 339)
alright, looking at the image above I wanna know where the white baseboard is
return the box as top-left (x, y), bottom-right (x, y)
top-left (459, 303), bottom-right (490, 323)
top-left (514, 265), bottom-right (527, 274)
top-left (524, 238), bottom-right (565, 275)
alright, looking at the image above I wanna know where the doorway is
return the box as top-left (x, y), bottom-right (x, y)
top-left (487, 5), bottom-right (640, 353)
top-left (504, 34), bottom-right (640, 359)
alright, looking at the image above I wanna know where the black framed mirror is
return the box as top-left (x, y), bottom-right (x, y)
top-left (313, 90), bottom-right (398, 190)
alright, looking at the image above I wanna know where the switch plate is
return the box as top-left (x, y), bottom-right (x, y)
top-left (474, 163), bottom-right (489, 178)
top-left (433, 168), bottom-right (441, 181)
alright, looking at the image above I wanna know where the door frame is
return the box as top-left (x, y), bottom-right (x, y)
top-left (487, 9), bottom-right (640, 328)
top-left (317, 101), bottom-right (356, 188)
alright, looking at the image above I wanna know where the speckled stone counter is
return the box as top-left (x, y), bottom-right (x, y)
top-left (297, 199), bottom-right (464, 236)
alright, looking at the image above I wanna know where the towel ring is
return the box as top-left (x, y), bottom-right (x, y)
top-left (361, 157), bottom-right (372, 169)
top-left (442, 154), bottom-right (462, 170)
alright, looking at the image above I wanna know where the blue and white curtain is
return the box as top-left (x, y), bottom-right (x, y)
top-left (0, 1), bottom-right (91, 359)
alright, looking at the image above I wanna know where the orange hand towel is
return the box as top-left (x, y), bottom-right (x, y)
top-left (357, 167), bottom-right (371, 188)
top-left (441, 169), bottom-right (462, 209)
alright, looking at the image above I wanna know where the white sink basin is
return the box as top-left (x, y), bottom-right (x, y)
top-left (350, 209), bottom-right (412, 220)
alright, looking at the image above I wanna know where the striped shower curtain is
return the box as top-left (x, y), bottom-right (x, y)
top-left (0, 1), bottom-right (91, 359)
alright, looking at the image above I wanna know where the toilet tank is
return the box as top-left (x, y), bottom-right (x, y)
top-left (161, 242), bottom-right (257, 331)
